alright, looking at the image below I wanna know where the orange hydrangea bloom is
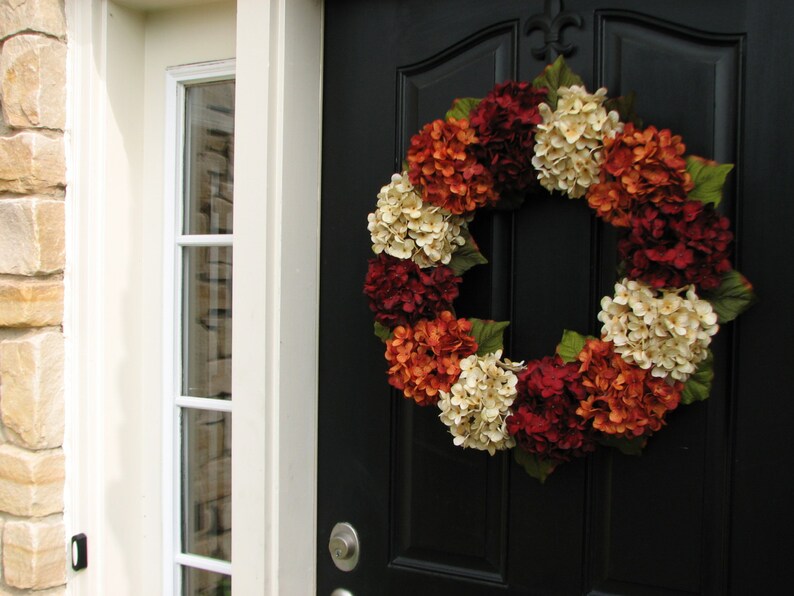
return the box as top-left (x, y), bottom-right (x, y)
top-left (384, 311), bottom-right (477, 406)
top-left (576, 338), bottom-right (682, 438)
top-left (407, 117), bottom-right (498, 215)
top-left (587, 123), bottom-right (694, 226)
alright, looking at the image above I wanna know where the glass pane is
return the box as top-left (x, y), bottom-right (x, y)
top-left (182, 566), bottom-right (231, 596)
top-left (182, 246), bottom-right (232, 399)
top-left (184, 80), bottom-right (235, 235)
top-left (181, 408), bottom-right (232, 561)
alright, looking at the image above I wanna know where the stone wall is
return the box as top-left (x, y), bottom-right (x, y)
top-left (0, 0), bottom-right (67, 593)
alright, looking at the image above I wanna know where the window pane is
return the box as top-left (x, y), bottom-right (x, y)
top-left (181, 408), bottom-right (231, 561)
top-left (182, 246), bottom-right (232, 399)
top-left (184, 81), bottom-right (235, 235)
top-left (182, 566), bottom-right (231, 596)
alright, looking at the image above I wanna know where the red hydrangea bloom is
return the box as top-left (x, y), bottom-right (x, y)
top-left (468, 81), bottom-right (547, 193)
top-left (363, 254), bottom-right (461, 328)
top-left (384, 311), bottom-right (478, 406)
top-left (587, 123), bottom-right (693, 226)
top-left (618, 200), bottom-right (733, 291)
top-left (507, 356), bottom-right (596, 463)
top-left (406, 117), bottom-right (498, 215)
top-left (576, 339), bottom-right (682, 438)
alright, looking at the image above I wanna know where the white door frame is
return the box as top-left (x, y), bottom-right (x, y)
top-left (67, 0), bottom-right (323, 593)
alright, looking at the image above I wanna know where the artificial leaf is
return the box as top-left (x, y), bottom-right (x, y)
top-left (605, 91), bottom-right (643, 128)
top-left (531, 55), bottom-right (584, 110)
top-left (598, 434), bottom-right (647, 456)
top-left (681, 352), bottom-right (714, 405)
top-left (704, 270), bottom-right (757, 323)
top-left (514, 448), bottom-right (557, 484)
top-left (686, 156), bottom-right (734, 207)
top-left (448, 231), bottom-right (488, 275)
top-left (556, 329), bottom-right (589, 364)
top-left (374, 321), bottom-right (393, 343)
top-left (469, 318), bottom-right (510, 356)
top-left (445, 97), bottom-right (482, 121)
top-left (401, 159), bottom-right (409, 172)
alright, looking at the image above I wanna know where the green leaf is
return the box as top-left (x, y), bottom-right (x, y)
top-left (686, 156), bottom-right (734, 207)
top-left (681, 352), bottom-right (714, 405)
top-left (531, 55), bottom-right (584, 110)
top-left (448, 230), bottom-right (488, 275)
top-left (604, 90), bottom-right (643, 128)
top-left (374, 321), bottom-right (393, 343)
top-left (703, 270), bottom-right (757, 323)
top-left (513, 448), bottom-right (557, 484)
top-left (468, 319), bottom-right (510, 356)
top-left (555, 329), bottom-right (588, 364)
top-left (445, 97), bottom-right (482, 121)
top-left (598, 434), bottom-right (647, 456)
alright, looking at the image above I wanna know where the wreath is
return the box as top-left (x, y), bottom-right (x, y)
top-left (363, 57), bottom-right (755, 482)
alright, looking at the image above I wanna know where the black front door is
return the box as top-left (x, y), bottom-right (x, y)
top-left (318, 1), bottom-right (794, 594)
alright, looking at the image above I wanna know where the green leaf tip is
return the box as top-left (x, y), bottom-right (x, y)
top-left (448, 230), bottom-right (488, 275)
top-left (514, 448), bottom-right (557, 483)
top-left (445, 97), bottom-right (482, 121)
top-left (598, 434), bottom-right (647, 456)
top-left (704, 270), bottom-right (757, 323)
top-left (468, 319), bottom-right (510, 356)
top-left (686, 156), bottom-right (734, 207)
top-left (531, 55), bottom-right (584, 110)
top-left (556, 329), bottom-right (589, 364)
top-left (374, 321), bottom-right (393, 343)
top-left (681, 352), bottom-right (714, 405)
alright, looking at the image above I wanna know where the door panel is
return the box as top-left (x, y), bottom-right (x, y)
top-left (319, 1), bottom-right (793, 594)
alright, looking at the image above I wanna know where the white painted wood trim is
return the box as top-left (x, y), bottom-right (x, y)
top-left (65, 1), bottom-right (108, 593)
top-left (233, 0), bottom-right (323, 593)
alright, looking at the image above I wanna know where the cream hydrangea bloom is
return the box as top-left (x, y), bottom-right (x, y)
top-left (438, 350), bottom-right (518, 455)
top-left (598, 278), bottom-right (719, 382)
top-left (531, 85), bottom-right (622, 198)
top-left (367, 171), bottom-right (469, 268)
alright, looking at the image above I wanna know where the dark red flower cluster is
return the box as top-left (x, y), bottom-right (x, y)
top-left (468, 81), bottom-right (547, 193)
top-left (587, 124), bottom-right (693, 227)
top-left (507, 356), bottom-right (596, 463)
top-left (576, 339), bottom-right (682, 438)
top-left (363, 254), bottom-right (461, 328)
top-left (618, 200), bottom-right (733, 290)
top-left (384, 311), bottom-right (478, 406)
top-left (406, 117), bottom-right (498, 214)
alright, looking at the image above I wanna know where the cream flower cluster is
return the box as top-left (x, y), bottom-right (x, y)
top-left (367, 171), bottom-right (469, 268)
top-left (437, 350), bottom-right (518, 455)
top-left (598, 279), bottom-right (719, 382)
top-left (531, 85), bottom-right (622, 198)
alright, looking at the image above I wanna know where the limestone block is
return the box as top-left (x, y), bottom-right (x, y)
top-left (0, 0), bottom-right (66, 40)
top-left (0, 445), bottom-right (63, 516)
top-left (0, 132), bottom-right (64, 194)
top-left (0, 34), bottom-right (66, 129)
top-left (0, 277), bottom-right (62, 327)
top-left (2, 519), bottom-right (65, 590)
top-left (0, 199), bottom-right (64, 275)
top-left (0, 329), bottom-right (64, 449)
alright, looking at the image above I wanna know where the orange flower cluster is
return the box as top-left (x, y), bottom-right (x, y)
top-left (384, 311), bottom-right (478, 406)
top-left (407, 117), bottom-right (498, 215)
top-left (587, 123), bottom-right (693, 227)
top-left (575, 338), bottom-right (682, 438)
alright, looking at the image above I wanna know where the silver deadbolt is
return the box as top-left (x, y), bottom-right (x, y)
top-left (328, 522), bottom-right (360, 571)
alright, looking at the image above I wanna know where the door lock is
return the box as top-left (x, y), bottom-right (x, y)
top-left (328, 522), bottom-right (360, 571)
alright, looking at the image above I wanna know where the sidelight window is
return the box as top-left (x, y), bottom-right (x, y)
top-left (164, 61), bottom-right (235, 596)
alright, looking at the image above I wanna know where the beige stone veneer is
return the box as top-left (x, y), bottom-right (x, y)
top-left (0, 0), bottom-right (68, 592)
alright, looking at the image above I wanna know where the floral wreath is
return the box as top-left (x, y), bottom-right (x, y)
top-left (363, 57), bottom-right (755, 482)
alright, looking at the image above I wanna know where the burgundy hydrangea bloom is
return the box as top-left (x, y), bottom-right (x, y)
top-left (618, 200), bottom-right (733, 291)
top-left (363, 254), bottom-right (462, 328)
top-left (468, 81), bottom-right (548, 193)
top-left (506, 355), bottom-right (596, 463)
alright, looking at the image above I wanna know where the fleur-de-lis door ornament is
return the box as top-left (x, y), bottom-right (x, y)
top-left (525, 0), bottom-right (583, 61)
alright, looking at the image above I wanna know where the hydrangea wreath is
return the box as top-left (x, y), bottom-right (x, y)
top-left (363, 57), bottom-right (756, 482)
